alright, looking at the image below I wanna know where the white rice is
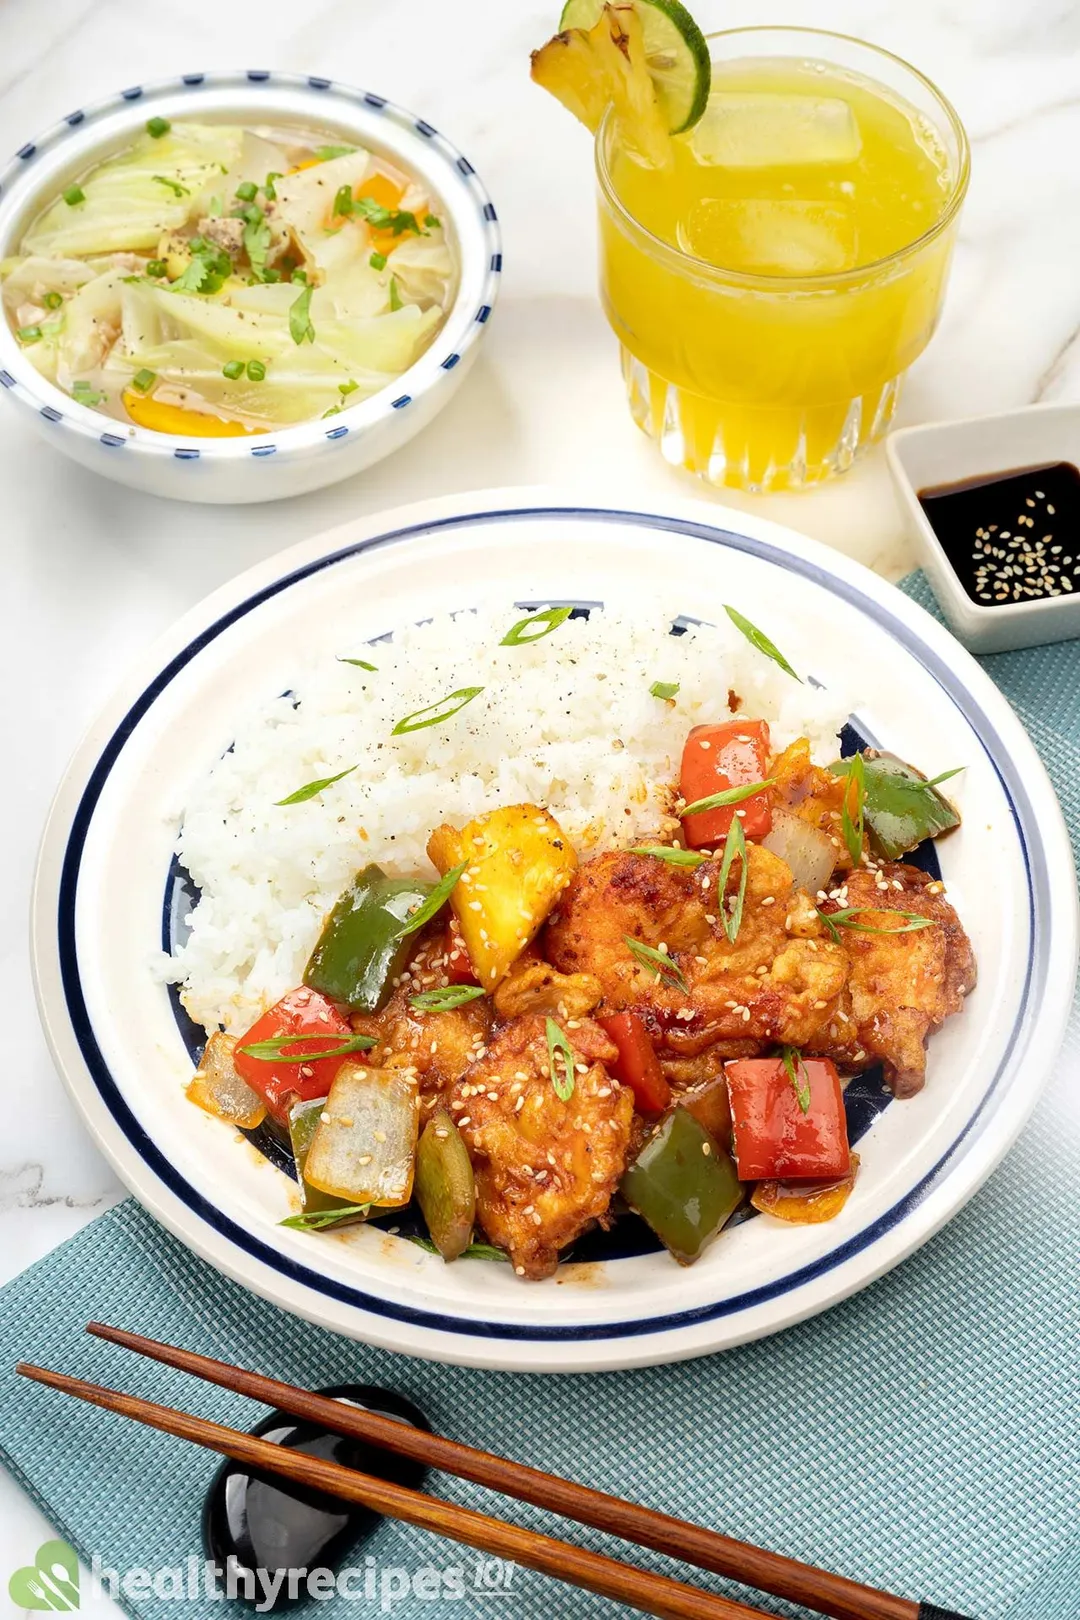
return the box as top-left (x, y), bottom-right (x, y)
top-left (166, 600), bottom-right (852, 1034)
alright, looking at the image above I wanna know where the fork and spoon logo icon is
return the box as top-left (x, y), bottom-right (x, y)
top-left (8, 1541), bottom-right (80, 1610)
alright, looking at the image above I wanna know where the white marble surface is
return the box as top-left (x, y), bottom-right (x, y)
top-left (3, 0), bottom-right (1080, 1605)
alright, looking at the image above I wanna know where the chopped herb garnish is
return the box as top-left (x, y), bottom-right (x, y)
top-left (263, 171), bottom-right (282, 201)
top-left (399, 863), bottom-right (467, 938)
top-left (337, 655), bottom-right (376, 671)
top-left (405, 1234), bottom-right (509, 1260)
top-left (315, 144), bottom-right (357, 161)
top-left (724, 604), bottom-right (801, 682)
top-left (243, 213), bottom-right (271, 275)
top-left (781, 1045), bottom-right (812, 1114)
top-left (389, 277), bottom-right (403, 311)
top-left (131, 368), bottom-right (156, 392)
top-left (72, 380), bottom-right (107, 407)
top-left (680, 778), bottom-right (775, 818)
top-left (625, 937), bottom-right (688, 994)
top-left (172, 239), bottom-right (232, 295)
top-left (246, 359), bottom-right (266, 382)
top-left (280, 1203), bottom-right (372, 1231)
top-left (289, 283), bottom-right (315, 345)
top-left (332, 183), bottom-right (355, 219)
top-left (153, 174), bottom-right (189, 198)
top-left (408, 985), bottom-right (486, 1012)
top-left (649, 680), bottom-right (680, 700)
top-left (840, 751), bottom-right (865, 867)
top-left (369, 250), bottom-right (387, 271)
top-left (235, 179), bottom-right (258, 202)
top-left (546, 1017), bottom-right (577, 1101)
top-left (222, 359), bottom-right (244, 380)
top-left (339, 379), bottom-right (358, 396)
top-left (500, 605), bottom-right (573, 646)
top-left (351, 195), bottom-right (421, 235)
top-left (424, 213), bottom-right (441, 229)
top-left (16, 325), bottom-right (42, 344)
top-left (816, 907), bottom-right (936, 942)
top-left (146, 116), bottom-right (171, 139)
top-left (630, 845), bottom-right (707, 868)
top-left (276, 763), bottom-right (358, 804)
top-left (717, 815), bottom-right (748, 944)
top-left (238, 1032), bottom-right (376, 1062)
top-left (43, 291), bottom-right (63, 310)
top-left (260, 267), bottom-right (281, 283)
top-left (63, 185), bottom-right (85, 207)
top-left (146, 259), bottom-right (167, 278)
top-left (392, 686), bottom-right (484, 735)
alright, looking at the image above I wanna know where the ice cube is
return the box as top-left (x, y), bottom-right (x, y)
top-left (679, 198), bottom-right (857, 276)
top-left (690, 93), bottom-right (862, 168)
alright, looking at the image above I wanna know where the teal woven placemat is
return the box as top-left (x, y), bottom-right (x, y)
top-left (2, 575), bottom-right (1078, 1620)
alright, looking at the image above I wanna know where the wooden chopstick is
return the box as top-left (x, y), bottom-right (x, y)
top-left (16, 1361), bottom-right (777, 1620)
top-left (85, 1321), bottom-right (915, 1620)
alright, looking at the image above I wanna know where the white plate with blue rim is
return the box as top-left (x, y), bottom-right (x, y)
top-left (30, 488), bottom-right (1078, 1371)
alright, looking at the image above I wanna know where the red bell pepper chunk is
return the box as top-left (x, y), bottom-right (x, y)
top-left (680, 719), bottom-right (772, 850)
top-left (444, 918), bottom-right (479, 985)
top-left (597, 1011), bottom-right (671, 1114)
top-left (234, 986), bottom-right (354, 1125)
top-left (725, 1055), bottom-right (850, 1182)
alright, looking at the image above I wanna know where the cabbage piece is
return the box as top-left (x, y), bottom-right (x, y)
top-left (22, 123), bottom-right (244, 256)
top-left (386, 233), bottom-right (454, 307)
top-left (273, 151), bottom-right (374, 253)
top-left (198, 130), bottom-right (290, 214)
top-left (0, 255), bottom-right (95, 315)
top-left (56, 269), bottom-right (126, 380)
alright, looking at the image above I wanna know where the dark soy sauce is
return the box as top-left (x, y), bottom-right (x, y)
top-left (917, 461), bottom-right (1080, 606)
top-left (203, 1383), bottom-right (430, 1608)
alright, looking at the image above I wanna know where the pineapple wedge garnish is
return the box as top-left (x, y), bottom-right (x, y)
top-left (531, 3), bottom-right (671, 167)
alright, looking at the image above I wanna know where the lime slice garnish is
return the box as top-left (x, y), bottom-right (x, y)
top-left (559, 0), bottom-right (711, 133)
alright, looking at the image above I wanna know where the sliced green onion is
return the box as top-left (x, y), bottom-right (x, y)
top-left (717, 815), bottom-right (748, 945)
top-left (680, 778), bottom-right (775, 819)
top-left (246, 359), bottom-right (266, 381)
top-left (222, 359), bottom-right (244, 380)
top-left (43, 291), bottom-right (63, 310)
top-left (276, 763), bottom-right (357, 804)
top-left (926, 767), bottom-right (965, 788)
top-left (16, 325), bottom-right (42, 344)
top-left (630, 845), bottom-right (707, 868)
top-left (72, 380), bottom-right (107, 407)
top-left (238, 1032), bottom-right (376, 1063)
top-left (546, 1017), bottom-right (577, 1101)
top-left (398, 863), bottom-right (467, 938)
top-left (263, 171), bottom-right (282, 201)
top-left (649, 680), bottom-right (680, 700)
top-left (289, 284), bottom-right (315, 345)
top-left (625, 937), bottom-right (688, 995)
top-left (501, 605), bottom-right (573, 646)
top-left (724, 604), bottom-right (800, 682)
top-left (153, 174), bottom-right (189, 197)
top-left (280, 1203), bottom-right (371, 1231)
top-left (337, 655), bottom-right (376, 671)
top-left (63, 185), bottom-right (85, 207)
top-left (235, 179), bottom-right (258, 202)
top-left (146, 259), bottom-right (167, 278)
top-left (146, 116), bottom-right (171, 139)
top-left (841, 751), bottom-right (865, 868)
top-left (781, 1045), bottom-right (811, 1114)
top-left (332, 184), bottom-right (354, 219)
top-left (408, 985), bottom-right (486, 1012)
top-left (405, 1234), bottom-right (508, 1260)
top-left (315, 144), bottom-right (357, 160)
top-left (369, 250), bottom-right (387, 271)
top-left (131, 369), bottom-right (156, 393)
top-left (816, 907), bottom-right (936, 942)
top-left (392, 686), bottom-right (483, 735)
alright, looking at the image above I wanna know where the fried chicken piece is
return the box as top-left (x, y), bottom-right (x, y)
top-left (447, 1014), bottom-right (632, 1279)
top-left (351, 934), bottom-right (493, 1124)
top-left (493, 951), bottom-right (602, 1020)
top-left (812, 863), bottom-right (976, 1096)
top-left (545, 846), bottom-right (847, 1058)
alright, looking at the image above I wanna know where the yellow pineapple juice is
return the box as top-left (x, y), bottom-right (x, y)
top-left (597, 32), bottom-right (969, 491)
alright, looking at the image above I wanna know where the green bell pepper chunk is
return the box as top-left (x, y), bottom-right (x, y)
top-left (833, 752), bottom-right (961, 861)
top-left (287, 1095), bottom-right (369, 1225)
top-left (304, 863), bottom-right (431, 1012)
top-left (621, 1106), bottom-right (744, 1265)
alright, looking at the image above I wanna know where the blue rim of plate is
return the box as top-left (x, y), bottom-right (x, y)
top-left (56, 506), bottom-right (1040, 1344)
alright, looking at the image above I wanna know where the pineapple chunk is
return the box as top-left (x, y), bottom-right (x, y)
top-left (187, 1031), bottom-right (266, 1130)
top-left (304, 1062), bottom-right (419, 1207)
top-left (531, 3), bottom-right (670, 168)
top-left (427, 804), bottom-right (578, 988)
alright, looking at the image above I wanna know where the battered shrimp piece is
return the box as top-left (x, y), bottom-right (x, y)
top-left (351, 934), bottom-right (493, 1124)
top-left (545, 847), bottom-right (848, 1057)
top-left (812, 863), bottom-right (976, 1096)
top-left (447, 1014), bottom-right (632, 1279)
